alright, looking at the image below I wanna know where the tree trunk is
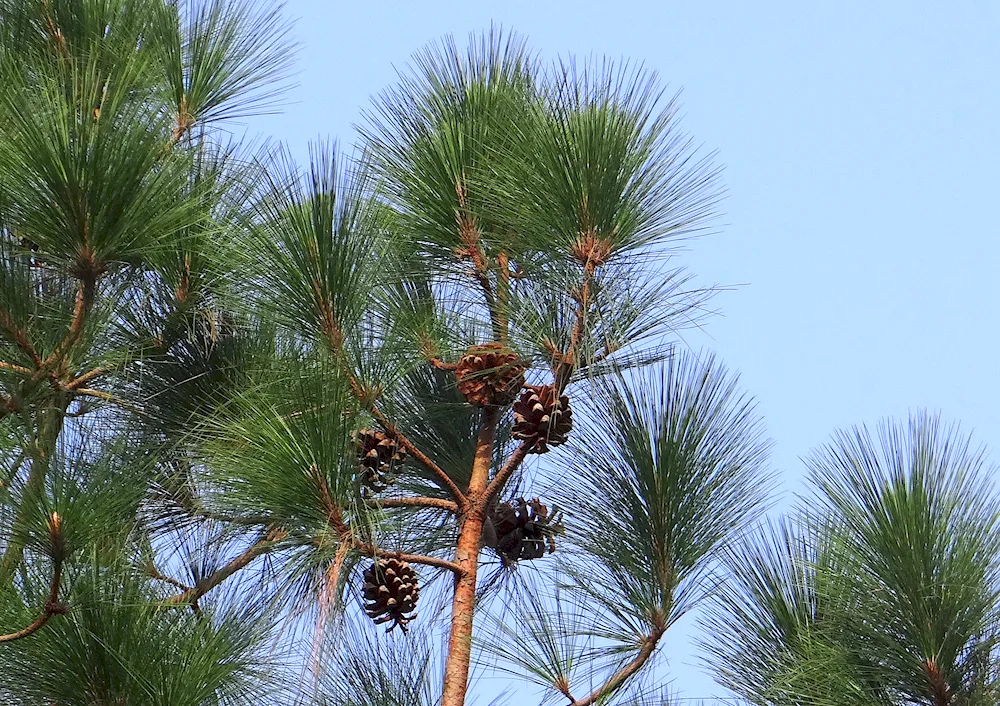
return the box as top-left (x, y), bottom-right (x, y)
top-left (440, 409), bottom-right (497, 706)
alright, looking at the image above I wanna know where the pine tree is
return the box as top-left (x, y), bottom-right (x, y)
top-left (2, 3), bottom-right (996, 706)
top-left (703, 414), bottom-right (1000, 706)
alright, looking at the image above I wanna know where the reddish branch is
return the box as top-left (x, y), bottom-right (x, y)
top-left (0, 309), bottom-right (42, 368)
top-left (41, 1), bottom-right (68, 59)
top-left (356, 543), bottom-right (462, 574)
top-left (65, 365), bottom-right (108, 390)
top-left (485, 439), bottom-right (536, 502)
top-left (375, 496), bottom-right (459, 513)
top-left (565, 626), bottom-right (666, 706)
top-left (454, 208), bottom-right (505, 342)
top-left (369, 404), bottom-right (466, 507)
top-left (146, 564), bottom-right (193, 593)
top-left (41, 278), bottom-right (96, 373)
top-left (429, 357), bottom-right (459, 371)
top-left (171, 95), bottom-right (194, 145)
top-left (923, 658), bottom-right (952, 706)
top-left (553, 231), bottom-right (613, 393)
top-left (0, 360), bottom-right (33, 376)
top-left (0, 520), bottom-right (68, 643)
top-left (320, 313), bottom-right (466, 507)
top-left (71, 388), bottom-right (146, 416)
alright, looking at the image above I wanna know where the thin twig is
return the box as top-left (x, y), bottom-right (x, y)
top-left (0, 309), bottom-right (41, 367)
top-left (365, 389), bottom-right (466, 508)
top-left (72, 388), bottom-right (148, 417)
top-left (455, 214), bottom-right (505, 341)
top-left (0, 556), bottom-right (67, 643)
top-left (373, 496), bottom-right (459, 513)
top-left (356, 542), bottom-right (462, 574)
top-left (146, 563), bottom-right (193, 593)
top-left (429, 357), bottom-right (459, 371)
top-left (0, 360), bottom-right (33, 376)
top-left (65, 365), bottom-right (108, 390)
top-left (565, 627), bottom-right (665, 706)
top-left (165, 529), bottom-right (287, 605)
top-left (41, 278), bottom-right (96, 373)
top-left (323, 318), bottom-right (467, 508)
top-left (484, 439), bottom-right (536, 502)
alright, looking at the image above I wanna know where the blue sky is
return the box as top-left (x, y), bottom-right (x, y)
top-left (249, 1), bottom-right (1000, 700)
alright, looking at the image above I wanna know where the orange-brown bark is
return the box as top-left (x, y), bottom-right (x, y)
top-left (440, 408), bottom-right (498, 706)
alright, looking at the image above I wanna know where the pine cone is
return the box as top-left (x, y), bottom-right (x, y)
top-left (490, 497), bottom-right (563, 563)
top-left (355, 429), bottom-right (406, 494)
top-left (454, 343), bottom-right (526, 407)
top-left (511, 385), bottom-right (573, 453)
top-left (362, 558), bottom-right (419, 633)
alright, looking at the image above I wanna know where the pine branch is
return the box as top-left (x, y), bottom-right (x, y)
top-left (368, 404), bottom-right (467, 507)
top-left (374, 497), bottom-right (459, 513)
top-left (564, 626), bottom-right (665, 706)
top-left (145, 563), bottom-right (193, 593)
top-left (0, 360), bottom-right (33, 376)
top-left (314, 464), bottom-right (462, 572)
top-left (39, 277), bottom-right (96, 374)
top-left (0, 308), bottom-right (42, 368)
top-left (429, 357), bottom-right (459, 371)
top-left (0, 521), bottom-right (68, 643)
top-left (338, 336), bottom-right (465, 504)
top-left (164, 528), bottom-right (287, 605)
top-left (322, 318), bottom-right (467, 506)
top-left (356, 543), bottom-right (462, 574)
top-left (0, 434), bottom-right (69, 582)
top-left (485, 438), bottom-right (536, 501)
top-left (555, 242), bottom-right (602, 393)
top-left (71, 388), bottom-right (148, 417)
top-left (65, 365), bottom-right (109, 390)
top-left (455, 216), bottom-right (505, 341)
top-left (923, 658), bottom-right (953, 706)
top-left (442, 406), bottom-right (499, 706)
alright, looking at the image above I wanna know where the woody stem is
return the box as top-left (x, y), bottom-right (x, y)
top-left (441, 406), bottom-right (498, 706)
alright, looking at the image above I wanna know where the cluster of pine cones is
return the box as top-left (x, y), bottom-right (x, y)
top-left (454, 343), bottom-right (573, 453)
top-left (356, 342), bottom-right (573, 631)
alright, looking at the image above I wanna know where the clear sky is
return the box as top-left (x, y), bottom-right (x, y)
top-left (248, 1), bottom-right (1000, 700)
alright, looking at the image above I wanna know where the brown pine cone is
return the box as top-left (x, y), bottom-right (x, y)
top-left (490, 497), bottom-right (563, 564)
top-left (362, 558), bottom-right (419, 632)
top-left (511, 385), bottom-right (573, 453)
top-left (454, 343), bottom-right (526, 407)
top-left (356, 429), bottom-right (406, 493)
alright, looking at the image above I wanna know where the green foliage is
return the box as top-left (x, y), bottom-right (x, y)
top-left (157, 0), bottom-right (297, 131)
top-left (704, 414), bottom-right (1000, 706)
top-left (361, 29), bottom-right (537, 266)
top-left (0, 37), bottom-right (199, 272)
top-left (560, 351), bottom-right (773, 640)
top-left (240, 145), bottom-right (389, 346)
top-left (198, 355), bottom-right (364, 531)
top-left (0, 557), bottom-right (279, 705)
top-left (315, 620), bottom-right (443, 706)
top-left (9, 437), bottom-right (147, 561)
top-left (2, 4), bottom-right (990, 706)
